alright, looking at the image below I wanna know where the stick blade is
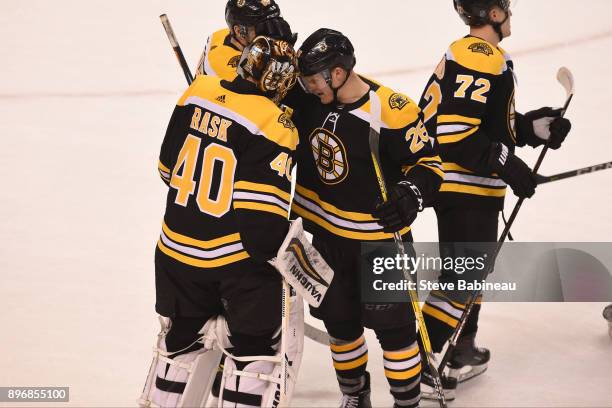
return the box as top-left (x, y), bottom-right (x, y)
top-left (557, 67), bottom-right (575, 97)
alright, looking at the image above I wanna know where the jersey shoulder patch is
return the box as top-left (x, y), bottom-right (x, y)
top-left (206, 28), bottom-right (241, 80)
top-left (375, 85), bottom-right (420, 129)
top-left (447, 37), bottom-right (506, 76)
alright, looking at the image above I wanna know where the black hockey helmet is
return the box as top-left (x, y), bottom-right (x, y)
top-left (237, 36), bottom-right (298, 103)
top-left (454, 0), bottom-right (510, 26)
top-left (225, 0), bottom-right (281, 30)
top-left (298, 28), bottom-right (356, 77)
top-left (255, 17), bottom-right (298, 46)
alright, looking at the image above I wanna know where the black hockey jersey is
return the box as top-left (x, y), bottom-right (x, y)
top-left (195, 28), bottom-right (241, 80)
top-left (288, 78), bottom-right (444, 248)
top-left (419, 36), bottom-right (516, 210)
top-left (156, 75), bottom-right (297, 276)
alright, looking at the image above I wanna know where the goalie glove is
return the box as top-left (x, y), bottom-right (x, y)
top-left (488, 142), bottom-right (537, 199)
top-left (518, 107), bottom-right (572, 150)
top-left (372, 181), bottom-right (424, 233)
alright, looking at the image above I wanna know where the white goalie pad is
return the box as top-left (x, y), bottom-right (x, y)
top-left (270, 218), bottom-right (334, 307)
top-left (138, 316), bottom-right (223, 408)
top-left (218, 282), bottom-right (304, 407)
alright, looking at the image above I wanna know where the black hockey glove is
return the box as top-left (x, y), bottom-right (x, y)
top-left (519, 107), bottom-right (572, 150)
top-left (255, 17), bottom-right (298, 46)
top-left (372, 181), bottom-right (424, 233)
top-left (488, 142), bottom-right (537, 199)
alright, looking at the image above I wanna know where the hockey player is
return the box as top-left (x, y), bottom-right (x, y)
top-left (287, 29), bottom-right (445, 408)
top-left (140, 36), bottom-right (301, 407)
top-left (417, 0), bottom-right (572, 400)
top-left (195, 0), bottom-right (296, 80)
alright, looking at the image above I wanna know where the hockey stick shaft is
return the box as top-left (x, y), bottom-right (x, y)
top-left (160, 14), bottom-right (194, 85)
top-left (158, 14), bottom-right (330, 347)
top-left (368, 91), bottom-right (447, 407)
top-left (536, 160), bottom-right (612, 184)
top-left (438, 69), bottom-right (574, 375)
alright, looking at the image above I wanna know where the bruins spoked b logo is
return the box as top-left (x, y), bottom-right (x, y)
top-left (309, 128), bottom-right (348, 185)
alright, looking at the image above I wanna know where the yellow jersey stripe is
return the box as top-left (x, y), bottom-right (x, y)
top-left (158, 161), bottom-right (170, 173)
top-left (295, 185), bottom-right (375, 222)
top-left (437, 114), bottom-right (482, 126)
top-left (235, 180), bottom-right (291, 202)
top-left (157, 240), bottom-right (250, 268)
top-left (292, 202), bottom-right (411, 240)
top-left (162, 222), bottom-right (241, 250)
top-left (233, 201), bottom-right (289, 218)
top-left (443, 162), bottom-right (473, 173)
top-left (402, 155), bottom-right (445, 180)
top-left (437, 126), bottom-right (479, 144)
top-left (440, 182), bottom-right (506, 197)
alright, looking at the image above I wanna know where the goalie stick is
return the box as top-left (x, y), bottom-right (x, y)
top-left (437, 67), bottom-right (575, 377)
top-left (536, 161), bottom-right (612, 184)
top-left (368, 90), bottom-right (447, 408)
top-left (158, 14), bottom-right (331, 347)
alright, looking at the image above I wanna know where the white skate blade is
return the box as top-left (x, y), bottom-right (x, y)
top-left (420, 383), bottom-right (455, 402)
top-left (449, 363), bottom-right (488, 383)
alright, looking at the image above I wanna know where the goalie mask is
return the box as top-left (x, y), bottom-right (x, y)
top-left (237, 35), bottom-right (298, 103)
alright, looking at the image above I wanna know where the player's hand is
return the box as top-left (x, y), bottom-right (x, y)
top-left (522, 107), bottom-right (572, 150)
top-left (372, 181), bottom-right (424, 233)
top-left (488, 142), bottom-right (537, 199)
top-left (255, 17), bottom-right (297, 45)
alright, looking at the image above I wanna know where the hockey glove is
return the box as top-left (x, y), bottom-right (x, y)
top-left (372, 181), bottom-right (424, 233)
top-left (255, 17), bottom-right (298, 46)
top-left (488, 142), bottom-right (537, 199)
top-left (519, 107), bottom-right (572, 150)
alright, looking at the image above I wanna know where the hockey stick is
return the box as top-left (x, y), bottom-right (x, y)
top-left (160, 14), bottom-right (194, 85)
top-left (536, 161), bottom-right (612, 184)
top-left (437, 67), bottom-right (575, 377)
top-left (158, 14), bottom-right (330, 347)
top-left (368, 91), bottom-right (447, 407)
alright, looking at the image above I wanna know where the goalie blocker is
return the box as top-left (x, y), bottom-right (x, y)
top-left (270, 218), bottom-right (334, 307)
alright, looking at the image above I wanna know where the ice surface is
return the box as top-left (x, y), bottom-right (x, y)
top-left (0, 1), bottom-right (610, 406)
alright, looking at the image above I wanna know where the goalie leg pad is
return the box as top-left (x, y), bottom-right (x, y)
top-left (217, 284), bottom-right (304, 407)
top-left (139, 316), bottom-right (222, 408)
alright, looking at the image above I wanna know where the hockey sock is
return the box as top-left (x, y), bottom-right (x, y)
top-left (422, 290), bottom-right (465, 352)
top-left (329, 335), bottom-right (369, 395)
top-left (375, 326), bottom-right (421, 407)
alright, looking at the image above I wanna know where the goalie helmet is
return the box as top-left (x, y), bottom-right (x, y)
top-left (237, 36), bottom-right (298, 103)
top-left (225, 0), bottom-right (281, 29)
top-left (298, 28), bottom-right (356, 77)
top-left (454, 0), bottom-right (511, 27)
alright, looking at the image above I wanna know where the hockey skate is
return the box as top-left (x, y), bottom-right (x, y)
top-left (447, 332), bottom-right (490, 383)
top-left (338, 372), bottom-right (372, 408)
top-left (604, 304), bottom-right (612, 339)
top-left (420, 360), bottom-right (457, 401)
